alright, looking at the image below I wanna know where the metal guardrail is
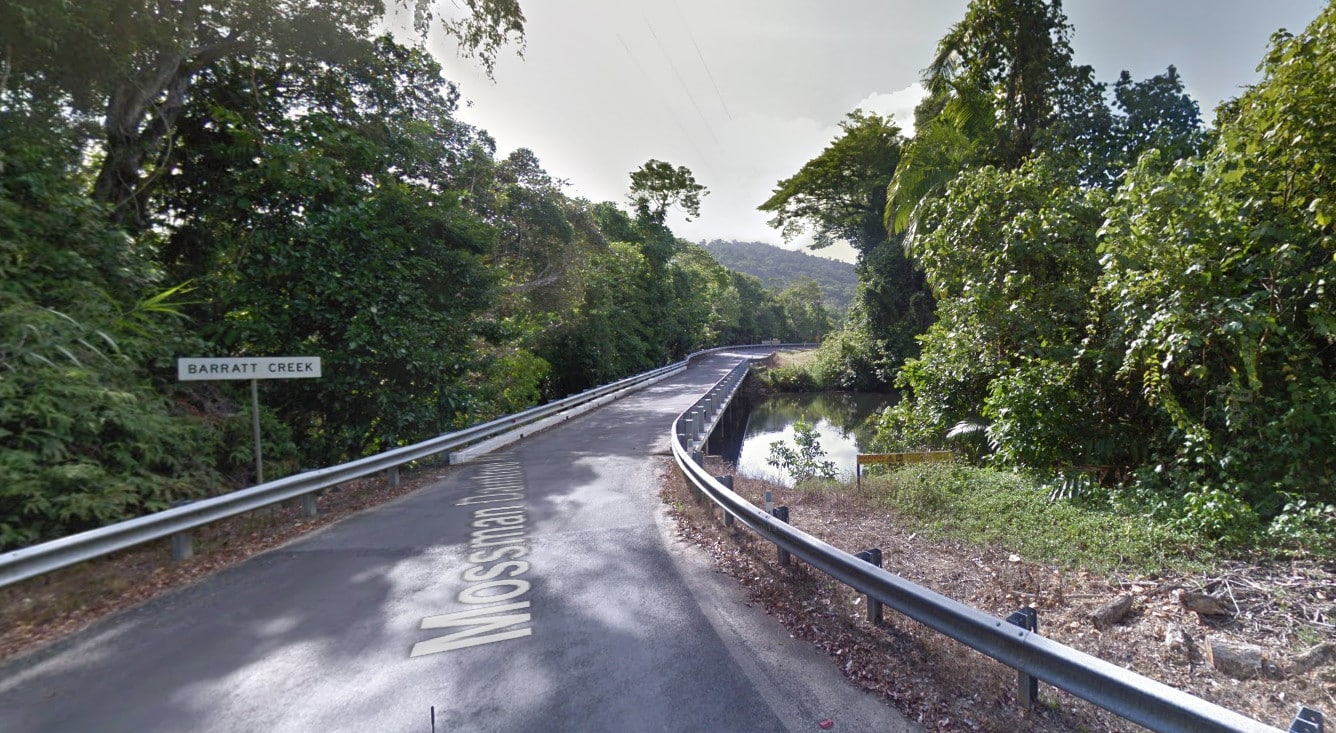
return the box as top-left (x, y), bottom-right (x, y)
top-left (0, 343), bottom-right (808, 589)
top-left (671, 360), bottom-right (1322, 733)
top-left (0, 363), bottom-right (684, 589)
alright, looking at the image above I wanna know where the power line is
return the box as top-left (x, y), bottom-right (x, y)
top-left (645, 19), bottom-right (721, 148)
top-left (671, 1), bottom-right (733, 122)
top-left (615, 32), bottom-right (714, 175)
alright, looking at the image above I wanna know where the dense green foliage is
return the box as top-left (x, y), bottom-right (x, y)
top-left (758, 111), bottom-right (934, 390)
top-left (0, 3), bottom-right (831, 549)
top-left (766, 0), bottom-right (1336, 552)
top-left (0, 120), bottom-right (209, 547)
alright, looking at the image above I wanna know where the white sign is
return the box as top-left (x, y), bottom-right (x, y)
top-left (177, 356), bottom-right (322, 381)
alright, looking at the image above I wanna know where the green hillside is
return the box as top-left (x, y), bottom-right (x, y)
top-left (702, 239), bottom-right (856, 315)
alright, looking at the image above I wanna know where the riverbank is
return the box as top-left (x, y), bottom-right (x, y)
top-left (661, 457), bottom-right (1335, 732)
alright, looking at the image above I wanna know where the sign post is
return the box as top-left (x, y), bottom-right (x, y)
top-left (178, 356), bottom-right (323, 485)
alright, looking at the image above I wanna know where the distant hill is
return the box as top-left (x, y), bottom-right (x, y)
top-left (702, 239), bottom-right (857, 314)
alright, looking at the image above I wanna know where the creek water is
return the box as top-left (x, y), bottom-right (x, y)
top-left (708, 391), bottom-right (896, 487)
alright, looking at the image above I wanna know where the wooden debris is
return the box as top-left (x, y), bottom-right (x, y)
top-left (1285, 642), bottom-right (1335, 676)
top-left (1089, 594), bottom-right (1135, 629)
top-left (1179, 590), bottom-right (1233, 617)
top-left (1205, 637), bottom-right (1281, 680)
top-left (1164, 622), bottom-right (1198, 662)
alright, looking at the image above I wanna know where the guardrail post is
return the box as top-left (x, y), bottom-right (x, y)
top-left (171, 531), bottom-right (194, 561)
top-left (1006, 607), bottom-right (1040, 709)
top-left (1291, 706), bottom-right (1324, 733)
top-left (715, 476), bottom-right (734, 526)
top-left (855, 549), bottom-right (883, 625)
top-left (387, 466), bottom-right (401, 488)
top-left (169, 499), bottom-right (195, 561)
top-left (771, 506), bottom-right (790, 566)
top-left (301, 493), bottom-right (318, 518)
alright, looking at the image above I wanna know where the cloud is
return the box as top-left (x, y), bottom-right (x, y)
top-left (851, 83), bottom-right (928, 135)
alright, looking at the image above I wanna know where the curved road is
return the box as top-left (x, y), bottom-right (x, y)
top-left (0, 351), bottom-right (918, 732)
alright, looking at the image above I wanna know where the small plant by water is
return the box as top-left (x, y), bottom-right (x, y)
top-left (766, 417), bottom-right (838, 483)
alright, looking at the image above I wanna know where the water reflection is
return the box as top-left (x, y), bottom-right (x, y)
top-left (710, 392), bottom-right (896, 487)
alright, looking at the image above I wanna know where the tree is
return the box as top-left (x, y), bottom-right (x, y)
top-left (1047, 65), bottom-right (1206, 189)
top-left (671, 244), bottom-right (743, 349)
top-left (628, 159), bottom-right (708, 225)
top-left (1093, 9), bottom-right (1336, 521)
top-left (767, 418), bottom-right (838, 483)
top-left (922, 0), bottom-right (1085, 167)
top-left (483, 149), bottom-right (605, 318)
top-left (416, 0), bottom-right (526, 78)
top-left (534, 241), bottom-right (657, 395)
top-left (1111, 66), bottom-right (1204, 166)
top-left (886, 0), bottom-right (1094, 236)
top-left (0, 0), bottom-right (526, 230)
top-left (880, 156), bottom-right (1111, 465)
top-left (778, 278), bottom-right (833, 342)
top-left (0, 102), bottom-right (209, 548)
top-left (761, 110), bottom-right (932, 385)
top-left (155, 37), bottom-right (504, 461)
top-left (760, 110), bottom-right (905, 254)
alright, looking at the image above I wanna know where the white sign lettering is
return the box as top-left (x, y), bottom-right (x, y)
top-left (412, 454), bottom-right (534, 657)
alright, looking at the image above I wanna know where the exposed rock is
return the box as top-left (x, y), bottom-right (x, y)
top-left (1089, 594), bottom-right (1135, 630)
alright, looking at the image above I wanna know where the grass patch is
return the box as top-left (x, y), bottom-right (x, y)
top-left (772, 349), bottom-right (818, 369)
top-left (866, 462), bottom-right (1207, 575)
top-left (756, 349), bottom-right (823, 391)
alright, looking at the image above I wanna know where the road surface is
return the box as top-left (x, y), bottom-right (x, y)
top-left (0, 350), bottom-right (918, 732)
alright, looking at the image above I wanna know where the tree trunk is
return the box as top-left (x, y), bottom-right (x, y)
top-left (89, 0), bottom-right (244, 231)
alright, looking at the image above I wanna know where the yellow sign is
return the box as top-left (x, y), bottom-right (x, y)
top-left (855, 452), bottom-right (953, 487)
top-left (856, 452), bottom-right (953, 466)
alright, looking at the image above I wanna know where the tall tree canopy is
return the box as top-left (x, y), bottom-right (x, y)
top-left (762, 110), bottom-right (931, 385)
top-left (760, 110), bottom-right (904, 254)
top-left (0, 0), bottom-right (526, 229)
top-left (886, 0), bottom-right (1094, 236)
top-left (628, 159), bottom-right (708, 225)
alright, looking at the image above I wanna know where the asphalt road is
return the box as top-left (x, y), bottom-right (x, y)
top-left (0, 351), bottom-right (918, 733)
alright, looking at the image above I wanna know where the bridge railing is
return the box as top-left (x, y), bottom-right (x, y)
top-left (671, 359), bottom-right (1322, 733)
top-left (0, 344), bottom-right (803, 590)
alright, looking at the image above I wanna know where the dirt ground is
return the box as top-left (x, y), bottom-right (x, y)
top-left (661, 457), bottom-right (1336, 732)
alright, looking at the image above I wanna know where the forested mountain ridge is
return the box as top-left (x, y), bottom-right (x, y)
top-left (701, 239), bottom-right (856, 315)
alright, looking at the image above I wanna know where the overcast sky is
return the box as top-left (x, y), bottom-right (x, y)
top-left (421, 0), bottom-right (1327, 263)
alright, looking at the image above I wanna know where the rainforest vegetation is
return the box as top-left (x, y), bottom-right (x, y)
top-left (765, 0), bottom-right (1335, 554)
top-left (0, 0), bottom-right (829, 549)
top-left (3, 0), bottom-right (1334, 556)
